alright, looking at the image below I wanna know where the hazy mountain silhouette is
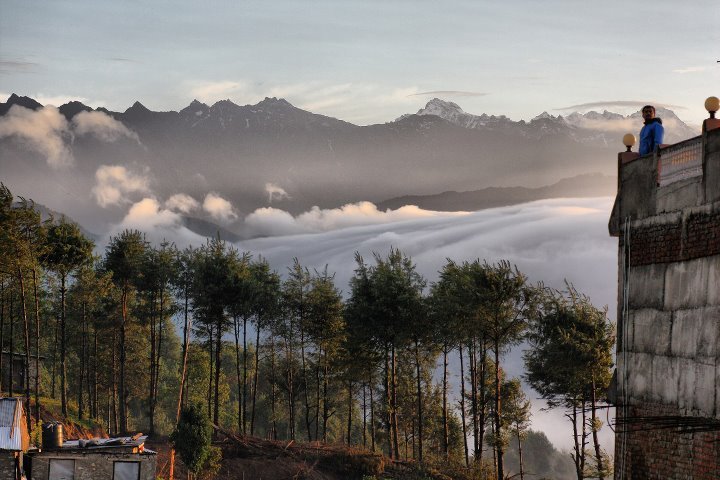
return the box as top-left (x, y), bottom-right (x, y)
top-left (377, 173), bottom-right (616, 211)
top-left (0, 95), bottom-right (697, 228)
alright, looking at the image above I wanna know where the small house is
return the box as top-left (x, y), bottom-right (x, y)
top-left (28, 434), bottom-right (156, 480)
top-left (0, 397), bottom-right (31, 480)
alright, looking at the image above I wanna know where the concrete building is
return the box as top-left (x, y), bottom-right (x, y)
top-left (609, 102), bottom-right (720, 478)
top-left (28, 435), bottom-right (156, 480)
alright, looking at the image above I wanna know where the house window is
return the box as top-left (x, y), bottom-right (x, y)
top-left (113, 461), bottom-right (141, 480)
top-left (48, 459), bottom-right (75, 480)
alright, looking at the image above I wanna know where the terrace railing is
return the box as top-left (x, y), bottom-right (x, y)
top-left (657, 137), bottom-right (703, 187)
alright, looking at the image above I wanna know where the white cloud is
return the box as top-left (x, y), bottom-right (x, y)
top-left (106, 197), bottom-right (207, 246)
top-left (165, 193), bottom-right (200, 213)
top-left (190, 81), bottom-right (246, 103)
top-left (203, 192), bottom-right (238, 223)
top-left (92, 165), bottom-right (150, 207)
top-left (265, 182), bottom-right (290, 203)
top-left (0, 105), bottom-right (73, 168)
top-left (72, 110), bottom-right (139, 142)
top-left (672, 66), bottom-right (706, 74)
top-left (244, 201), bottom-right (469, 237)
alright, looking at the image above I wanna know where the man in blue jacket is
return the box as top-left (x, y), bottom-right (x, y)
top-left (639, 105), bottom-right (664, 155)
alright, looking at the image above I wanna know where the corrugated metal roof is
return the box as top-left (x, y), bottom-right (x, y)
top-left (0, 398), bottom-right (24, 451)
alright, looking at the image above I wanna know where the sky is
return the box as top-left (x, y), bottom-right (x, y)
top-left (1, 0), bottom-right (718, 125)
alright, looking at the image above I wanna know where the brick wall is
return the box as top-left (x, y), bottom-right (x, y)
top-left (621, 211), bottom-right (720, 266)
top-left (615, 403), bottom-right (720, 480)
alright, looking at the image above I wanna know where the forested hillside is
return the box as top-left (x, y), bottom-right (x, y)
top-left (0, 184), bottom-right (614, 480)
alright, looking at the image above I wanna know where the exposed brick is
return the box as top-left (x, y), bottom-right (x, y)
top-left (614, 403), bottom-right (720, 480)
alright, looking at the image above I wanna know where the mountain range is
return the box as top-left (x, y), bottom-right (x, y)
top-left (0, 94), bottom-right (698, 233)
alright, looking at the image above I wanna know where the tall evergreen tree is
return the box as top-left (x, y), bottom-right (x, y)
top-left (43, 218), bottom-right (94, 417)
top-left (104, 229), bottom-right (148, 433)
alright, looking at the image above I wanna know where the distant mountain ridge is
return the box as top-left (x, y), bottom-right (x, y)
top-left (0, 94), bottom-right (698, 228)
top-left (377, 173), bottom-right (617, 212)
top-left (407, 98), bottom-right (696, 145)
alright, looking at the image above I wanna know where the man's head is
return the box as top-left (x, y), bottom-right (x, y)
top-left (642, 105), bottom-right (656, 121)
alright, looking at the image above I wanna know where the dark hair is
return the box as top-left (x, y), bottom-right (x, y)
top-left (642, 105), bottom-right (655, 113)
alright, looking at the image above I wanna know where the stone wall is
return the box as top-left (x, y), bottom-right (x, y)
top-left (29, 451), bottom-right (156, 480)
top-left (0, 454), bottom-right (18, 480)
top-left (612, 127), bottom-right (720, 478)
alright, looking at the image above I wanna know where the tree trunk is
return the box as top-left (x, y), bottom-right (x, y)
top-left (384, 346), bottom-right (392, 458)
top-left (233, 316), bottom-right (243, 432)
top-left (156, 289), bottom-right (164, 418)
top-left (213, 319), bottom-right (222, 430)
top-left (0, 281), bottom-right (5, 395)
top-left (315, 350), bottom-right (321, 441)
top-left (32, 268), bottom-right (41, 424)
top-left (581, 397), bottom-right (588, 478)
top-left (269, 334), bottom-right (278, 440)
top-left (149, 294), bottom-right (157, 435)
top-left (591, 377), bottom-right (604, 480)
top-left (346, 380), bottom-right (353, 445)
top-left (59, 273), bottom-right (68, 417)
top-left (300, 320), bottom-right (312, 441)
top-left (322, 357), bottom-right (329, 442)
top-left (93, 325), bottom-right (99, 419)
top-left (242, 316), bottom-right (248, 434)
top-left (442, 343), bottom-right (449, 462)
top-left (78, 302), bottom-right (86, 420)
top-left (517, 427), bottom-right (525, 480)
top-left (362, 383), bottom-right (367, 447)
top-left (494, 341), bottom-right (503, 480)
top-left (458, 344), bottom-right (469, 467)
top-left (391, 344), bottom-right (400, 460)
top-left (414, 339), bottom-right (423, 463)
top-left (18, 266), bottom-right (32, 428)
top-left (170, 278), bottom-right (192, 480)
top-left (478, 341), bottom-right (488, 465)
top-left (119, 287), bottom-right (128, 434)
top-left (9, 293), bottom-right (14, 397)
top-left (572, 402), bottom-right (582, 480)
top-left (469, 342), bottom-right (479, 461)
top-left (251, 323), bottom-right (261, 435)
top-left (51, 308), bottom-right (57, 399)
top-left (369, 377), bottom-right (375, 452)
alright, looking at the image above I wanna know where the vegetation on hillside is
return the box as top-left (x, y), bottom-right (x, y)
top-left (0, 184), bottom-right (614, 480)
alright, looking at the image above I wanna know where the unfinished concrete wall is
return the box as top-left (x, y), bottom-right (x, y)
top-left (30, 451), bottom-right (156, 480)
top-left (611, 128), bottom-right (720, 478)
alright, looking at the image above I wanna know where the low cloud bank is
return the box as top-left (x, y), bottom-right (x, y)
top-left (238, 196), bottom-right (617, 451)
top-left (245, 201), bottom-right (469, 237)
